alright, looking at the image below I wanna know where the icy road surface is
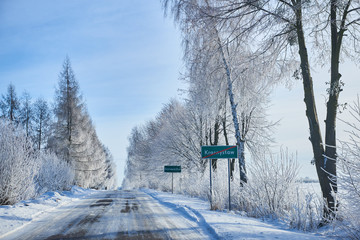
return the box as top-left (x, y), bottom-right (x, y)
top-left (1, 190), bottom-right (212, 240)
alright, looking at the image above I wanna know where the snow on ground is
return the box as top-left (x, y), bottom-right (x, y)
top-left (143, 188), bottom-right (332, 240)
top-left (0, 186), bottom-right (96, 238)
top-left (0, 187), bottom-right (333, 239)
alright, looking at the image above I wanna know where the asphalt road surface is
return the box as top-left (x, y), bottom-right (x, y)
top-left (1, 190), bottom-right (213, 240)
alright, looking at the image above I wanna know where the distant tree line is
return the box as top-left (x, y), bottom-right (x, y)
top-left (0, 57), bottom-right (117, 205)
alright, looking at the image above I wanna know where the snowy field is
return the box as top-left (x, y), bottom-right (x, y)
top-left (300, 182), bottom-right (322, 196)
top-left (0, 185), bottom-right (335, 240)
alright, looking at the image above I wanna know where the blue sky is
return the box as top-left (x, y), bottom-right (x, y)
top-left (1, 1), bottom-right (359, 184)
top-left (0, 0), bottom-right (184, 183)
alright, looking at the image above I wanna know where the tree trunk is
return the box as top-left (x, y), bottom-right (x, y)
top-left (320, 0), bottom-right (350, 219)
top-left (38, 120), bottom-right (42, 151)
top-left (294, 1), bottom-right (336, 222)
top-left (223, 115), bottom-right (235, 180)
top-left (210, 119), bottom-right (220, 170)
top-left (216, 33), bottom-right (247, 184)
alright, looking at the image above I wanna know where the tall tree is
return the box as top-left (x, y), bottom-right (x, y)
top-left (33, 98), bottom-right (51, 151)
top-left (124, 126), bottom-right (147, 188)
top-left (163, 0), bottom-right (360, 221)
top-left (102, 145), bottom-right (117, 190)
top-left (49, 56), bottom-right (83, 163)
top-left (162, 0), bottom-right (281, 184)
top-left (19, 91), bottom-right (33, 137)
top-left (49, 57), bottom-right (111, 189)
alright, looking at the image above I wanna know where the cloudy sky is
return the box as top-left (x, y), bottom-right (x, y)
top-left (1, 1), bottom-right (359, 184)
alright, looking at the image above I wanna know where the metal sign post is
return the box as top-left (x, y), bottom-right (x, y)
top-left (172, 172), bottom-right (174, 194)
top-left (228, 158), bottom-right (231, 211)
top-left (164, 165), bottom-right (181, 194)
top-left (201, 146), bottom-right (237, 211)
top-left (209, 160), bottom-right (213, 209)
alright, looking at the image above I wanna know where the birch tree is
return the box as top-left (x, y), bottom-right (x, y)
top-left (162, 0), bottom-right (281, 184)
top-left (164, 0), bottom-right (360, 222)
top-left (184, 37), bottom-right (228, 171)
top-left (168, 2), bottom-right (250, 181)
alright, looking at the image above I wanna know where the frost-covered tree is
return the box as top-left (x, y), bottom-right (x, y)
top-left (157, 100), bottom-right (205, 171)
top-left (162, 0), bottom-right (280, 184)
top-left (71, 112), bottom-right (108, 189)
top-left (123, 126), bottom-right (148, 189)
top-left (19, 91), bottom-right (33, 137)
top-left (49, 57), bottom-right (113, 189)
top-left (0, 83), bottom-right (20, 123)
top-left (35, 151), bottom-right (74, 195)
top-left (33, 98), bottom-right (51, 151)
top-left (0, 118), bottom-right (74, 205)
top-left (102, 145), bottom-right (118, 190)
top-left (338, 96), bottom-right (360, 238)
top-left (49, 56), bottom-right (83, 163)
top-left (162, 0), bottom-right (360, 222)
top-left (124, 106), bottom-right (182, 190)
top-left (124, 0), bottom-right (279, 192)
top-left (182, 31), bottom-right (228, 171)
top-left (0, 120), bottom-right (38, 205)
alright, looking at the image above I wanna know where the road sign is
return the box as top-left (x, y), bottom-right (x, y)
top-left (202, 145), bottom-right (237, 211)
top-left (164, 165), bottom-right (181, 173)
top-left (201, 145), bottom-right (238, 159)
top-left (164, 166), bottom-right (181, 194)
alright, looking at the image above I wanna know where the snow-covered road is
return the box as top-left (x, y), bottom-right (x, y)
top-left (1, 190), bottom-right (212, 240)
top-left (0, 188), bottom-right (332, 239)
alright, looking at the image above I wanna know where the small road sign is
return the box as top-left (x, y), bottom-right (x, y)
top-left (201, 145), bottom-right (237, 159)
top-left (164, 166), bottom-right (181, 194)
top-left (164, 165), bottom-right (181, 173)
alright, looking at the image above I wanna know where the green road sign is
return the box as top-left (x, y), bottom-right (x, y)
top-left (201, 145), bottom-right (238, 159)
top-left (164, 165), bottom-right (181, 173)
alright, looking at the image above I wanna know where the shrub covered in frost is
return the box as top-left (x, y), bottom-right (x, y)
top-left (234, 149), bottom-right (299, 218)
top-left (0, 120), bottom-right (38, 205)
top-left (0, 120), bottom-right (75, 205)
top-left (230, 149), bottom-right (322, 230)
top-left (35, 151), bottom-right (74, 195)
top-left (336, 97), bottom-right (360, 239)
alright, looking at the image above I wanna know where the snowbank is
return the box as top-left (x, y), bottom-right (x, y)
top-left (0, 186), bottom-right (95, 238)
top-left (0, 187), bottom-right (334, 240)
top-left (143, 188), bottom-right (330, 240)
